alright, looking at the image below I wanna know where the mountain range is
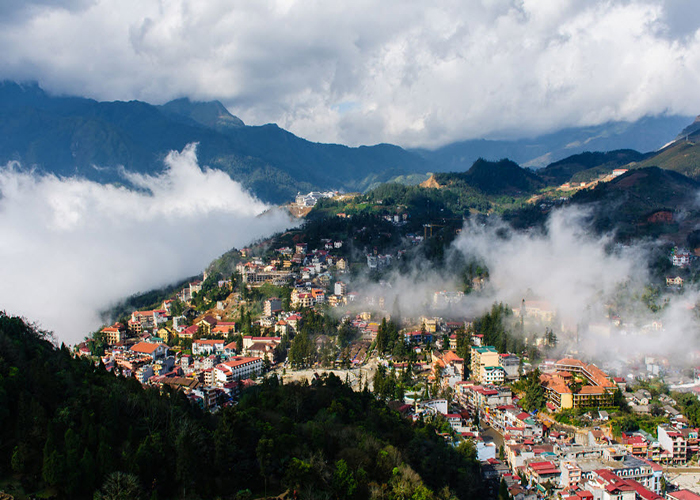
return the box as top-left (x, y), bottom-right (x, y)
top-left (0, 81), bottom-right (696, 204)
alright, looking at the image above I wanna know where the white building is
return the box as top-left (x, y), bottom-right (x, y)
top-left (214, 357), bottom-right (263, 387)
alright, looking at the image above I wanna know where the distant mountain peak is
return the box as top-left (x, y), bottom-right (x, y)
top-left (158, 97), bottom-right (245, 129)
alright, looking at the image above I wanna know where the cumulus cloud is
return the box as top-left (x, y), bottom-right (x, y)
top-left (0, 0), bottom-right (698, 147)
top-left (0, 144), bottom-right (294, 344)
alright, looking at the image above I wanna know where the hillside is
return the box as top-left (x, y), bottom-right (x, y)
top-left (0, 312), bottom-right (482, 499)
top-left (0, 81), bottom-right (429, 204)
top-left (569, 166), bottom-right (700, 238)
top-left (538, 150), bottom-right (649, 185)
top-left (434, 158), bottom-right (546, 195)
top-left (676, 115), bottom-right (700, 140)
top-left (633, 128), bottom-right (700, 180)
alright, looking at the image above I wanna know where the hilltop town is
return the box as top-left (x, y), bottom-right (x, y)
top-left (76, 192), bottom-right (700, 500)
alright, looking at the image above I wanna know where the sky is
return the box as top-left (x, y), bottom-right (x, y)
top-left (0, 145), bottom-right (294, 343)
top-left (1, 0), bottom-right (700, 147)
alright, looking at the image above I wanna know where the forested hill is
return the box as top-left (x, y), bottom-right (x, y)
top-left (0, 81), bottom-right (429, 204)
top-left (433, 158), bottom-right (545, 195)
top-left (0, 312), bottom-right (482, 499)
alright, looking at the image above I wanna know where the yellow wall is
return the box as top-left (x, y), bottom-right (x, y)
top-left (561, 393), bottom-right (573, 409)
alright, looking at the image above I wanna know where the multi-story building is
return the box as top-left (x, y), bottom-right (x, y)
top-left (213, 357), bottom-right (262, 387)
top-left (658, 426), bottom-right (688, 464)
top-left (540, 358), bottom-right (615, 410)
top-left (264, 297), bottom-right (282, 317)
top-left (499, 353), bottom-right (520, 380)
top-left (334, 281), bottom-right (347, 296)
top-left (192, 339), bottom-right (225, 356)
top-left (101, 322), bottom-right (126, 345)
top-left (480, 365), bottom-right (506, 385)
top-left (471, 346), bottom-right (500, 382)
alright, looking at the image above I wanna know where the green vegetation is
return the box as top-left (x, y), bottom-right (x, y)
top-left (635, 131), bottom-right (700, 180)
top-left (435, 158), bottom-right (546, 195)
top-left (0, 82), bottom-right (430, 204)
top-left (538, 150), bottom-right (647, 185)
top-left (519, 369), bottom-right (545, 412)
top-left (0, 312), bottom-right (483, 499)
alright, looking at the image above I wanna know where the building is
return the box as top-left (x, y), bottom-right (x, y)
top-left (585, 469), bottom-right (662, 500)
top-left (101, 322), bottom-right (126, 345)
top-left (499, 353), bottom-right (520, 380)
top-left (672, 247), bottom-right (692, 267)
top-left (264, 297), bottom-right (283, 317)
top-left (471, 346), bottom-right (500, 383)
top-left (480, 365), bottom-right (506, 385)
top-left (334, 281), bottom-right (347, 296)
top-left (192, 339), bottom-right (225, 356)
top-left (666, 276), bottom-right (684, 287)
top-left (540, 358), bottom-right (616, 411)
top-left (130, 342), bottom-right (168, 360)
top-left (658, 426), bottom-right (687, 464)
top-left (213, 357), bottom-right (262, 386)
top-left (195, 316), bottom-right (218, 336)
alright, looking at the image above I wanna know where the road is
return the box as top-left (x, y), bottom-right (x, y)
top-left (481, 423), bottom-right (504, 448)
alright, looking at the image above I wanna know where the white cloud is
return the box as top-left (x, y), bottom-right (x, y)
top-left (0, 144), bottom-right (294, 344)
top-left (0, 0), bottom-right (698, 147)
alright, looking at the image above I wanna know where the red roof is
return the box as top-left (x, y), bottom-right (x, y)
top-left (219, 357), bottom-right (261, 369)
top-left (669, 491), bottom-right (700, 500)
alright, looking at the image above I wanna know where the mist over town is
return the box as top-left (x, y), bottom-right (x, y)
top-left (4, 1), bottom-right (700, 500)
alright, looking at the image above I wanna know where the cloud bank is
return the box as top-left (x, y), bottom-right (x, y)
top-left (344, 206), bottom-right (700, 365)
top-left (0, 144), bottom-right (293, 344)
top-left (0, 0), bottom-right (699, 147)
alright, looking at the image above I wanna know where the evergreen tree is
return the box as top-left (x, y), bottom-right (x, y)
top-left (520, 369), bottom-right (545, 412)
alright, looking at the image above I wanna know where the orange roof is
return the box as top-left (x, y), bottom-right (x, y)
top-left (194, 339), bottom-right (224, 345)
top-left (443, 350), bottom-right (464, 364)
top-left (131, 342), bottom-right (165, 354)
top-left (578, 386), bottom-right (605, 395)
top-left (557, 358), bottom-right (586, 367)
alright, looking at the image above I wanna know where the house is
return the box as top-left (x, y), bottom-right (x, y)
top-left (131, 342), bottom-right (168, 360)
top-left (207, 322), bottom-right (234, 336)
top-left (101, 322), bottom-right (126, 345)
top-left (666, 276), bottom-right (684, 287)
top-left (672, 247), bottom-right (692, 267)
top-left (192, 339), bottom-right (225, 356)
top-left (195, 316), bottom-right (218, 335)
top-left (157, 326), bottom-right (176, 343)
top-left (247, 342), bottom-right (278, 362)
top-left (179, 325), bottom-right (199, 339)
top-left (526, 461), bottom-right (560, 485)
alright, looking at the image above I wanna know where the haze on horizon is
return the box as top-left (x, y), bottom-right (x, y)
top-left (1, 0), bottom-right (699, 148)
